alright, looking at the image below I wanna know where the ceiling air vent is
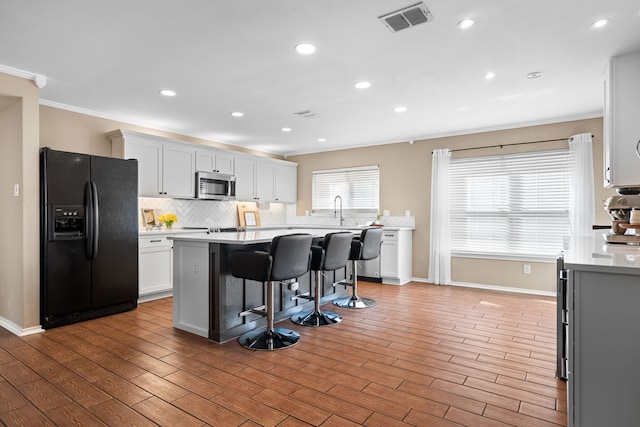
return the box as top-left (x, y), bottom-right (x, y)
top-left (294, 109), bottom-right (316, 119)
top-left (379, 2), bottom-right (433, 32)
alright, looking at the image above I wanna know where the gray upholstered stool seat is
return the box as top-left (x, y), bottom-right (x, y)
top-left (231, 233), bottom-right (312, 350)
top-left (332, 227), bottom-right (383, 309)
top-left (291, 231), bottom-right (353, 326)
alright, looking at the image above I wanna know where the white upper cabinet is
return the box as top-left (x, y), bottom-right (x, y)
top-left (234, 156), bottom-right (276, 202)
top-left (109, 129), bottom-right (296, 201)
top-left (274, 165), bottom-right (297, 203)
top-left (162, 144), bottom-right (196, 198)
top-left (195, 147), bottom-right (234, 175)
top-left (604, 50), bottom-right (640, 188)
top-left (109, 130), bottom-right (195, 198)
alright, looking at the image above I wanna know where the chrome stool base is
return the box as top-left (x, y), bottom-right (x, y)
top-left (291, 309), bottom-right (342, 326)
top-left (239, 327), bottom-right (301, 351)
top-left (332, 295), bottom-right (377, 309)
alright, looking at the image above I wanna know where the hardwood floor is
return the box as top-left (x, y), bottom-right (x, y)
top-left (0, 281), bottom-right (566, 426)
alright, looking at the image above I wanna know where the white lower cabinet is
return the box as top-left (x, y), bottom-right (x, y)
top-left (380, 229), bottom-right (412, 285)
top-left (139, 234), bottom-right (174, 302)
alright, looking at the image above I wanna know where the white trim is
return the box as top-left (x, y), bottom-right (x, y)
top-left (452, 252), bottom-right (556, 263)
top-left (0, 64), bottom-right (47, 88)
top-left (0, 317), bottom-right (44, 336)
top-left (411, 277), bottom-right (555, 297)
top-left (449, 281), bottom-right (556, 297)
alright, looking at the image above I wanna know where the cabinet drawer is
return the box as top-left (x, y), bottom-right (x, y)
top-left (140, 235), bottom-right (174, 249)
top-left (382, 231), bottom-right (398, 241)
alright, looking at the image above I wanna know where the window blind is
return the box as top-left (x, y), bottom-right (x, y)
top-left (312, 165), bottom-right (379, 212)
top-left (449, 150), bottom-right (572, 257)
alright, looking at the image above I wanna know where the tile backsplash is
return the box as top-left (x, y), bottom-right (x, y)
top-left (139, 198), bottom-right (415, 229)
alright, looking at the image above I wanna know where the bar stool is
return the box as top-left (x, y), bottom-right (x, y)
top-left (291, 231), bottom-right (353, 326)
top-left (231, 233), bottom-right (312, 350)
top-left (332, 227), bottom-right (383, 309)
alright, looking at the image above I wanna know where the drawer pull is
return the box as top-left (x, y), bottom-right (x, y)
top-left (150, 239), bottom-right (162, 243)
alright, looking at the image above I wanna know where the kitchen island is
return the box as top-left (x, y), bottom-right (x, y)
top-left (559, 232), bottom-right (640, 427)
top-left (169, 228), bottom-right (356, 342)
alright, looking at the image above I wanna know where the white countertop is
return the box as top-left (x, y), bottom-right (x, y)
top-left (168, 228), bottom-right (362, 245)
top-left (562, 231), bottom-right (640, 273)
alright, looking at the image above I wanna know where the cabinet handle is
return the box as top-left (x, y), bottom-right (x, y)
top-left (605, 167), bottom-right (610, 184)
top-left (150, 239), bottom-right (162, 243)
top-left (636, 140), bottom-right (640, 158)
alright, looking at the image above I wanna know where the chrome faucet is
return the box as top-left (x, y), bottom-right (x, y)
top-left (334, 195), bottom-right (344, 226)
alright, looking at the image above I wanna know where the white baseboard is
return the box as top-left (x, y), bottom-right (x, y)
top-left (411, 277), bottom-right (555, 297)
top-left (0, 317), bottom-right (44, 336)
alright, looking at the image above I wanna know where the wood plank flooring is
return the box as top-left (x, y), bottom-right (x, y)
top-left (0, 281), bottom-right (566, 426)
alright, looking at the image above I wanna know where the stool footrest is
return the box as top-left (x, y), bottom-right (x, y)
top-left (333, 279), bottom-right (354, 288)
top-left (290, 292), bottom-right (313, 302)
top-left (239, 305), bottom-right (267, 317)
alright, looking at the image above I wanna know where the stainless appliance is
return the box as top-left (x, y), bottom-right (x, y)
top-left (40, 148), bottom-right (139, 329)
top-left (603, 192), bottom-right (640, 244)
top-left (195, 171), bottom-right (236, 200)
top-left (556, 254), bottom-right (569, 380)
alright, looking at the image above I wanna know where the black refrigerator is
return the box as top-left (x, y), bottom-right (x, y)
top-left (40, 148), bottom-right (139, 329)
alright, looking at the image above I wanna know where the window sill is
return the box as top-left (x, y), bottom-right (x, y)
top-left (451, 252), bottom-right (556, 263)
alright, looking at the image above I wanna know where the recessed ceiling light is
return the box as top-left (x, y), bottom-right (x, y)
top-left (281, 127), bottom-right (292, 132)
top-left (526, 71), bottom-right (542, 79)
top-left (159, 89), bottom-right (176, 97)
top-left (591, 19), bottom-right (609, 28)
top-left (457, 19), bottom-right (474, 29)
top-left (484, 72), bottom-right (496, 80)
top-left (230, 112), bottom-right (244, 117)
top-left (318, 138), bottom-right (327, 142)
top-left (294, 43), bottom-right (316, 54)
top-left (354, 81), bottom-right (371, 89)
top-left (394, 106), bottom-right (408, 113)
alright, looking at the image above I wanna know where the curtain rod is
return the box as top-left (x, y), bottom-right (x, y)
top-left (444, 134), bottom-right (594, 153)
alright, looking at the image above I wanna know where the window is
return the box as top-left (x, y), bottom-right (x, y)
top-left (312, 166), bottom-right (379, 213)
top-left (449, 150), bottom-right (572, 258)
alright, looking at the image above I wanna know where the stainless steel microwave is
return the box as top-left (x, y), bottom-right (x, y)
top-left (195, 171), bottom-right (236, 200)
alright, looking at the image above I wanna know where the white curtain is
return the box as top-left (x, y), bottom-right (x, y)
top-left (569, 133), bottom-right (595, 236)
top-left (428, 149), bottom-right (451, 285)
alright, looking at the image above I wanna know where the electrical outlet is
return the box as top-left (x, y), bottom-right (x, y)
top-left (523, 264), bottom-right (531, 274)
top-left (193, 263), bottom-right (199, 273)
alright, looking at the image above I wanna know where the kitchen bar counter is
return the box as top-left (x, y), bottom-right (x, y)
top-left (169, 228), bottom-right (356, 342)
top-left (559, 231), bottom-right (640, 427)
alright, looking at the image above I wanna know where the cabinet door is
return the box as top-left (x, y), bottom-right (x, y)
top-left (605, 52), bottom-right (640, 188)
top-left (215, 152), bottom-right (235, 175)
top-left (380, 240), bottom-right (398, 278)
top-left (256, 162), bottom-right (275, 201)
top-left (162, 143), bottom-right (196, 198)
top-left (275, 165), bottom-right (297, 203)
top-left (139, 236), bottom-right (173, 298)
top-left (234, 156), bottom-right (256, 200)
top-left (124, 139), bottom-right (162, 196)
top-left (195, 148), bottom-right (216, 172)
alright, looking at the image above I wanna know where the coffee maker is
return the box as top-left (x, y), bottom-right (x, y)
top-left (604, 189), bottom-right (640, 243)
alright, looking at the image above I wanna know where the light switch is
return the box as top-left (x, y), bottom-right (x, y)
top-left (13, 184), bottom-right (19, 197)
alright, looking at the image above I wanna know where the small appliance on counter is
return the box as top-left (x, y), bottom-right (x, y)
top-left (603, 188), bottom-right (640, 244)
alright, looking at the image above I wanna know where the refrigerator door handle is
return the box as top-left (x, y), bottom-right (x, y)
top-left (84, 181), bottom-right (100, 260)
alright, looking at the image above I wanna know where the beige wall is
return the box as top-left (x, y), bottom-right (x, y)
top-left (39, 106), bottom-right (281, 159)
top-left (289, 117), bottom-right (616, 293)
top-left (0, 73), bottom-right (40, 331)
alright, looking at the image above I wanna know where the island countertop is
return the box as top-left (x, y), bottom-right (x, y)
top-left (167, 227), bottom-right (366, 245)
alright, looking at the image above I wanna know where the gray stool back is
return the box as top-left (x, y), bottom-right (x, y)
top-left (333, 227), bottom-right (383, 308)
top-left (291, 231), bottom-right (353, 326)
top-left (232, 233), bottom-right (312, 350)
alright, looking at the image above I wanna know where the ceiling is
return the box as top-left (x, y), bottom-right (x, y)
top-left (1, 1), bottom-right (639, 156)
